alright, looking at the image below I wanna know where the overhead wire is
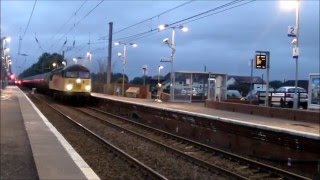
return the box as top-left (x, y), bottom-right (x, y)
top-left (63, 0), bottom-right (255, 59)
top-left (22, 0), bottom-right (37, 39)
top-left (47, 0), bottom-right (88, 47)
top-left (50, 0), bottom-right (105, 51)
top-left (112, 0), bottom-right (195, 35)
top-left (114, 0), bottom-right (254, 43)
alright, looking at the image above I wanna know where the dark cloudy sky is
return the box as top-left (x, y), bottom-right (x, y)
top-left (1, 0), bottom-right (319, 81)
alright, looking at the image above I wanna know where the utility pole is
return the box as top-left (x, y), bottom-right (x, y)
top-left (106, 22), bottom-right (113, 90)
top-left (250, 59), bottom-right (253, 104)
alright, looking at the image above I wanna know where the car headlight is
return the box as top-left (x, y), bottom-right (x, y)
top-left (85, 85), bottom-right (91, 91)
top-left (66, 84), bottom-right (73, 91)
top-left (76, 78), bottom-right (81, 84)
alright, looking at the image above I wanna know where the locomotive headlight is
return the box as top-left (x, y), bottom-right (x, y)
top-left (85, 85), bottom-right (91, 91)
top-left (66, 84), bottom-right (73, 91)
top-left (76, 78), bottom-right (81, 84)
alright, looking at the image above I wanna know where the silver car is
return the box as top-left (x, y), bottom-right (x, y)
top-left (271, 86), bottom-right (308, 108)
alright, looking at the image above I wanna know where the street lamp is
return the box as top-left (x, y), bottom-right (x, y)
top-left (158, 24), bottom-right (188, 102)
top-left (62, 61), bottom-right (67, 67)
top-left (280, 0), bottom-right (300, 109)
top-left (114, 41), bottom-right (137, 96)
top-left (158, 65), bottom-right (164, 84)
top-left (142, 65), bottom-right (147, 86)
top-left (52, 62), bottom-right (57, 69)
top-left (73, 58), bottom-right (77, 64)
top-left (1, 36), bottom-right (11, 90)
top-left (87, 51), bottom-right (93, 70)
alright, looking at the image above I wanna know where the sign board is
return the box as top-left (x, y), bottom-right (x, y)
top-left (292, 47), bottom-right (299, 58)
top-left (209, 74), bottom-right (216, 78)
top-left (288, 26), bottom-right (297, 37)
top-left (308, 73), bottom-right (320, 110)
top-left (255, 54), bottom-right (267, 69)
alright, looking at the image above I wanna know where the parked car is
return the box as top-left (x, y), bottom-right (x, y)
top-left (244, 89), bottom-right (258, 101)
top-left (181, 87), bottom-right (198, 96)
top-left (271, 86), bottom-right (308, 108)
top-left (227, 90), bottom-right (242, 99)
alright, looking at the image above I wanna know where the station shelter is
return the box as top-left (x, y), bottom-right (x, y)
top-left (165, 71), bottom-right (227, 103)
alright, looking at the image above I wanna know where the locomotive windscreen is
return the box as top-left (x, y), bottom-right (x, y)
top-left (65, 71), bottom-right (90, 79)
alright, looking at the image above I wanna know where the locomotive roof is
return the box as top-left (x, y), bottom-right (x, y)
top-left (52, 64), bottom-right (90, 73)
top-left (63, 64), bottom-right (90, 72)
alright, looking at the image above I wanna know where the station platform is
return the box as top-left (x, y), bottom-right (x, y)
top-left (91, 93), bottom-right (320, 139)
top-left (1, 86), bottom-right (99, 180)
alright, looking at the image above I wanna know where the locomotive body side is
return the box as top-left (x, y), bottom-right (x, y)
top-left (22, 64), bottom-right (91, 98)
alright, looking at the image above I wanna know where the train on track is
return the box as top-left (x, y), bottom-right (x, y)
top-left (21, 64), bottom-right (91, 99)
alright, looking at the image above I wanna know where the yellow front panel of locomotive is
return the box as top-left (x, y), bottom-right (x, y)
top-left (63, 78), bottom-right (91, 92)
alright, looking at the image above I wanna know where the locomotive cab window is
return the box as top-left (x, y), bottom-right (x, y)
top-left (79, 71), bottom-right (90, 79)
top-left (65, 71), bottom-right (78, 78)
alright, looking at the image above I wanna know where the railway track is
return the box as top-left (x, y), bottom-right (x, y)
top-left (28, 91), bottom-right (310, 179)
top-left (76, 106), bottom-right (310, 180)
top-left (29, 93), bottom-right (167, 180)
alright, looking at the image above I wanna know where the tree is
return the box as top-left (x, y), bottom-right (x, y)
top-left (269, 80), bottom-right (283, 89)
top-left (19, 52), bottom-right (65, 78)
top-left (130, 77), bottom-right (143, 84)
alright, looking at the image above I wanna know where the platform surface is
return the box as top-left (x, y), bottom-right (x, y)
top-left (91, 93), bottom-right (320, 139)
top-left (1, 86), bottom-right (99, 180)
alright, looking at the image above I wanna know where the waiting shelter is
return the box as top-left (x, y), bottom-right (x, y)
top-left (162, 71), bottom-right (227, 103)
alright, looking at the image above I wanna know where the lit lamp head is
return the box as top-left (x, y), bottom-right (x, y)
top-left (158, 24), bottom-right (169, 31)
top-left (291, 38), bottom-right (297, 45)
top-left (162, 38), bottom-right (170, 45)
top-left (4, 37), bottom-right (11, 42)
top-left (179, 25), bottom-right (189, 32)
top-left (280, 0), bottom-right (298, 11)
top-left (130, 43), bottom-right (138, 48)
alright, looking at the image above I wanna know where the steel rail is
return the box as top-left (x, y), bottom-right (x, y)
top-left (87, 107), bottom-right (311, 180)
top-left (31, 95), bottom-right (168, 180)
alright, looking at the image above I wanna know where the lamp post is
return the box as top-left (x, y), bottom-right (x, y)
top-left (158, 65), bottom-right (164, 84)
top-left (73, 58), bottom-right (77, 64)
top-left (142, 65), bottom-right (147, 86)
top-left (158, 24), bottom-right (188, 102)
top-left (115, 42), bottom-right (137, 96)
top-left (280, 0), bottom-right (300, 109)
top-left (86, 51), bottom-right (92, 70)
top-left (1, 37), bottom-right (11, 89)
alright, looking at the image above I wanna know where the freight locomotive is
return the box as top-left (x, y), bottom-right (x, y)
top-left (22, 64), bottom-right (91, 99)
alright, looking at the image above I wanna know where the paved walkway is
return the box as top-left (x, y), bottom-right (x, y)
top-left (1, 86), bottom-right (100, 180)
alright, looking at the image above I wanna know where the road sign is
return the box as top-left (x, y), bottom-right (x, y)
top-left (288, 26), bottom-right (297, 37)
top-left (255, 54), bottom-right (267, 69)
